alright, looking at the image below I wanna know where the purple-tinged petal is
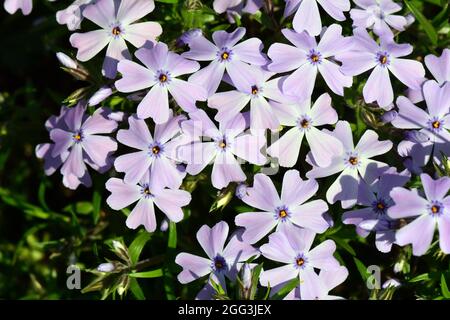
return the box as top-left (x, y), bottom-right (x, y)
top-left (168, 79), bottom-right (206, 112)
top-left (150, 157), bottom-right (183, 190)
top-left (117, 116), bottom-right (152, 150)
top-left (232, 38), bottom-right (267, 65)
top-left (423, 80), bottom-right (450, 118)
top-left (103, 37), bottom-right (131, 79)
top-left (342, 207), bottom-right (375, 226)
top-left (309, 93), bottom-right (338, 125)
top-left (355, 130), bottom-right (392, 159)
top-left (420, 173), bottom-right (450, 202)
top-left (326, 168), bottom-right (359, 208)
top-left (153, 188), bottom-right (191, 222)
top-left (267, 128), bottom-right (304, 168)
top-left (137, 85), bottom-right (169, 123)
top-left (292, 0), bottom-right (322, 36)
top-left (117, 0), bottom-right (155, 25)
top-left (235, 211), bottom-right (278, 244)
top-left (396, 214), bottom-right (435, 256)
top-left (392, 96), bottom-right (430, 129)
top-left (283, 63), bottom-right (317, 100)
top-left (290, 200), bottom-right (330, 233)
top-left (231, 133), bottom-right (266, 165)
top-left (438, 214), bottom-right (450, 254)
top-left (167, 52), bottom-right (200, 77)
top-left (154, 114), bottom-right (183, 144)
top-left (188, 61), bottom-right (226, 97)
top-left (425, 49), bottom-right (450, 84)
top-left (105, 178), bottom-right (141, 210)
top-left (209, 90), bottom-right (250, 123)
top-left (249, 97), bottom-right (280, 132)
top-left (82, 135), bottom-right (117, 168)
top-left (307, 240), bottom-right (339, 270)
top-left (363, 65), bottom-right (393, 108)
top-left (196, 221), bottom-right (229, 259)
top-left (260, 231), bottom-right (297, 263)
top-left (222, 232), bottom-right (260, 263)
top-left (318, 59), bottom-right (352, 96)
top-left (243, 173), bottom-right (280, 211)
top-left (180, 142), bottom-right (217, 175)
top-left (50, 129), bottom-right (74, 157)
top-left (182, 36), bottom-right (218, 61)
top-left (260, 265), bottom-right (298, 287)
top-left (82, 109), bottom-right (118, 135)
top-left (267, 43), bottom-right (307, 72)
top-left (389, 58), bottom-right (426, 90)
top-left (281, 170), bottom-right (317, 205)
top-left (82, 0), bottom-right (115, 29)
top-left (126, 198), bottom-right (157, 232)
top-left (115, 151), bottom-right (151, 184)
top-left (135, 43), bottom-right (168, 72)
top-left (212, 27), bottom-right (246, 48)
top-left (176, 253), bottom-right (211, 284)
top-left (211, 151), bottom-right (246, 189)
top-left (317, 0), bottom-right (349, 21)
top-left (306, 127), bottom-right (344, 168)
top-left (116, 60), bottom-right (156, 92)
top-left (337, 51), bottom-right (377, 76)
top-left (388, 187), bottom-right (428, 218)
top-left (123, 22), bottom-right (162, 48)
top-left (61, 144), bottom-right (85, 178)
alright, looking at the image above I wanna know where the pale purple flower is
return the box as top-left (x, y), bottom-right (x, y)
top-left (70, 0), bottom-right (162, 78)
top-left (407, 48), bottom-right (450, 103)
top-left (392, 80), bottom-right (450, 168)
top-left (56, 52), bottom-right (78, 69)
top-left (307, 120), bottom-right (393, 209)
top-left (388, 173), bottom-right (450, 256)
top-left (178, 110), bottom-right (266, 190)
top-left (283, 0), bottom-right (350, 36)
top-left (42, 103), bottom-right (118, 189)
top-left (175, 221), bottom-right (259, 290)
top-left (88, 86), bottom-right (113, 106)
top-left (182, 27), bottom-right (267, 97)
top-left (235, 170), bottom-right (330, 244)
top-left (4, 0), bottom-right (32, 15)
top-left (336, 28), bottom-right (425, 108)
top-left (267, 93), bottom-right (343, 168)
top-left (115, 42), bottom-right (207, 124)
top-left (282, 266), bottom-right (348, 300)
top-left (114, 113), bottom-right (187, 190)
top-left (260, 228), bottom-right (340, 300)
top-left (268, 25), bottom-right (352, 100)
top-left (342, 168), bottom-right (410, 253)
top-left (213, 0), bottom-right (263, 23)
top-left (381, 110), bottom-right (398, 124)
top-left (56, 0), bottom-right (94, 31)
top-left (208, 66), bottom-right (289, 132)
top-left (176, 28), bottom-right (203, 47)
top-left (105, 174), bottom-right (191, 233)
top-left (350, 0), bottom-right (408, 37)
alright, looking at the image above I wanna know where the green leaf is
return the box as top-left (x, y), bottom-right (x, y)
top-left (155, 0), bottom-right (178, 3)
top-left (92, 190), bottom-right (101, 224)
top-left (440, 274), bottom-right (450, 298)
top-left (129, 269), bottom-right (164, 278)
top-left (129, 278), bottom-right (146, 300)
top-left (270, 277), bottom-right (299, 300)
top-left (404, 0), bottom-right (438, 45)
top-left (330, 236), bottom-right (356, 256)
top-left (409, 273), bottom-right (430, 282)
top-left (129, 232), bottom-right (152, 266)
top-left (168, 222), bottom-right (177, 249)
top-left (38, 180), bottom-right (49, 211)
top-left (354, 257), bottom-right (369, 282)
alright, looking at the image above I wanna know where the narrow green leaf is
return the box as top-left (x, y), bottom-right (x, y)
top-left (129, 269), bottom-right (164, 278)
top-left (354, 257), bottom-right (369, 282)
top-left (409, 273), bottom-right (430, 282)
top-left (270, 277), bottom-right (299, 300)
top-left (92, 190), bottom-right (101, 224)
top-left (129, 232), bottom-right (152, 266)
top-left (440, 274), bottom-right (450, 298)
top-left (38, 181), bottom-right (49, 211)
top-left (404, 0), bottom-right (438, 45)
top-left (129, 278), bottom-right (146, 300)
top-left (330, 236), bottom-right (356, 256)
top-left (168, 222), bottom-right (177, 249)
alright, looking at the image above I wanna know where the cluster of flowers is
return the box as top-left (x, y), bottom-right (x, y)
top-left (7, 0), bottom-right (450, 299)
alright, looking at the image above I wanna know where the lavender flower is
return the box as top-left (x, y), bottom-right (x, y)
top-left (56, 0), bottom-right (94, 31)
top-left (213, 0), bottom-right (263, 23)
top-left (182, 27), bottom-right (267, 97)
top-left (4, 0), bottom-right (32, 15)
top-left (283, 266), bottom-right (348, 300)
top-left (260, 228), bottom-right (340, 300)
top-left (178, 110), bottom-right (266, 190)
top-left (268, 25), bottom-right (352, 101)
top-left (283, 0), bottom-right (350, 36)
top-left (105, 175), bottom-right (191, 233)
top-left (388, 173), bottom-right (450, 256)
top-left (407, 48), bottom-right (450, 103)
top-left (306, 120), bottom-right (393, 209)
top-left (114, 113), bottom-right (187, 190)
top-left (342, 168), bottom-right (410, 253)
top-left (115, 42), bottom-right (207, 124)
top-left (392, 80), bottom-right (450, 168)
top-left (208, 66), bottom-right (288, 132)
top-left (175, 221), bottom-right (259, 290)
top-left (38, 102), bottom-right (118, 189)
top-left (176, 28), bottom-right (203, 47)
top-left (267, 93), bottom-right (343, 168)
top-left (350, 0), bottom-right (408, 37)
top-left (336, 28), bottom-right (425, 108)
top-left (235, 170), bottom-right (330, 244)
top-left (70, 0), bottom-right (162, 78)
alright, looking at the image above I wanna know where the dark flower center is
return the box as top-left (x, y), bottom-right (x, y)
top-left (379, 55), bottom-right (388, 65)
top-left (300, 119), bottom-right (309, 128)
top-left (349, 156), bottom-right (358, 166)
top-left (221, 51), bottom-right (229, 60)
top-left (431, 205), bottom-right (440, 214)
top-left (278, 209), bottom-right (288, 218)
top-left (143, 187), bottom-right (151, 195)
top-left (432, 121), bottom-right (440, 129)
top-left (218, 139), bottom-right (227, 149)
top-left (311, 54), bottom-right (319, 62)
top-left (112, 26), bottom-right (121, 36)
top-left (251, 85), bottom-right (259, 95)
top-left (212, 255), bottom-right (227, 272)
top-left (72, 130), bottom-right (83, 143)
top-left (152, 146), bottom-right (160, 154)
top-left (296, 257), bottom-right (305, 267)
top-left (159, 73), bottom-right (168, 83)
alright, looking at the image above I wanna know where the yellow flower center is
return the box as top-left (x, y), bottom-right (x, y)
top-left (349, 156), bottom-right (358, 166)
top-left (296, 258), bottom-right (305, 267)
top-left (152, 146), bottom-right (160, 154)
top-left (159, 74), bottom-right (168, 83)
top-left (221, 52), bottom-right (229, 60)
top-left (112, 27), bottom-right (121, 36)
top-left (432, 121), bottom-right (440, 129)
top-left (279, 210), bottom-right (288, 218)
top-left (431, 205), bottom-right (440, 214)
